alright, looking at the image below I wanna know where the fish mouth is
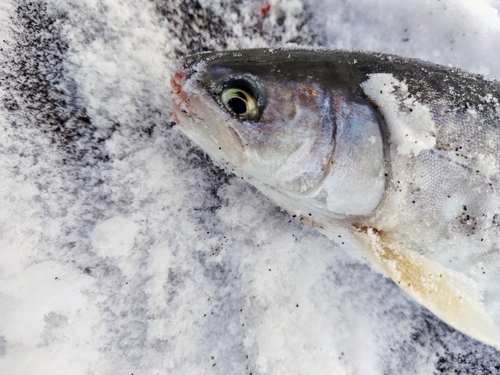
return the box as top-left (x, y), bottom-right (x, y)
top-left (170, 67), bottom-right (247, 167)
top-left (171, 71), bottom-right (187, 100)
top-left (170, 70), bottom-right (193, 120)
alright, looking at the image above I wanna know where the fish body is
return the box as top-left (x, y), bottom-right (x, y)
top-left (171, 48), bottom-right (500, 348)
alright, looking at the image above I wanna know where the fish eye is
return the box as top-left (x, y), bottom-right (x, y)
top-left (220, 77), bottom-right (266, 121)
top-left (221, 87), bottom-right (259, 119)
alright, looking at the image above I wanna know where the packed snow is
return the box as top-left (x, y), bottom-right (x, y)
top-left (1, 0), bottom-right (500, 374)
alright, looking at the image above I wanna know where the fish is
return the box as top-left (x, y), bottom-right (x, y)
top-left (170, 47), bottom-right (500, 349)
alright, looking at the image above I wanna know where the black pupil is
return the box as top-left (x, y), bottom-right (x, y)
top-left (227, 97), bottom-right (247, 115)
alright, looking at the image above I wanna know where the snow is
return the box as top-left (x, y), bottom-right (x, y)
top-left (361, 73), bottom-right (437, 156)
top-left (0, 0), bottom-right (500, 374)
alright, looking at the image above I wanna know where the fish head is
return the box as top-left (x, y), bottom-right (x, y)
top-left (171, 49), bottom-right (387, 220)
top-left (171, 51), bottom-right (335, 194)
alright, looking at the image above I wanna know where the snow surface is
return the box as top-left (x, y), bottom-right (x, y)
top-left (1, 0), bottom-right (500, 374)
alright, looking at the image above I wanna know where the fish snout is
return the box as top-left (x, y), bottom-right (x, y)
top-left (171, 71), bottom-right (189, 104)
top-left (171, 69), bottom-right (198, 125)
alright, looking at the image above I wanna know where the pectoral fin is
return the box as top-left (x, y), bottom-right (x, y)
top-left (364, 228), bottom-right (500, 349)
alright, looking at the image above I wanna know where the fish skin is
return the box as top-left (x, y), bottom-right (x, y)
top-left (171, 48), bottom-right (500, 349)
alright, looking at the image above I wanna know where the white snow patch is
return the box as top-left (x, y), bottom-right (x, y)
top-left (1, 0), bottom-right (500, 373)
top-left (361, 73), bottom-right (437, 156)
top-left (92, 217), bottom-right (139, 259)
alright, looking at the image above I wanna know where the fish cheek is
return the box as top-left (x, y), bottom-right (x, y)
top-left (258, 83), bottom-right (325, 125)
top-left (232, 82), bottom-right (335, 194)
top-left (232, 83), bottom-right (299, 153)
top-left (258, 85), bottom-right (297, 125)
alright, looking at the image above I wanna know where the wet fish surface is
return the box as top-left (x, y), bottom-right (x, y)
top-left (171, 48), bottom-right (500, 349)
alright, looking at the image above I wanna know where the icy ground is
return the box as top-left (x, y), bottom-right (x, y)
top-left (1, 0), bottom-right (500, 374)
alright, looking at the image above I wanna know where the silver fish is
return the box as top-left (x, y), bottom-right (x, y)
top-left (171, 48), bottom-right (500, 349)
